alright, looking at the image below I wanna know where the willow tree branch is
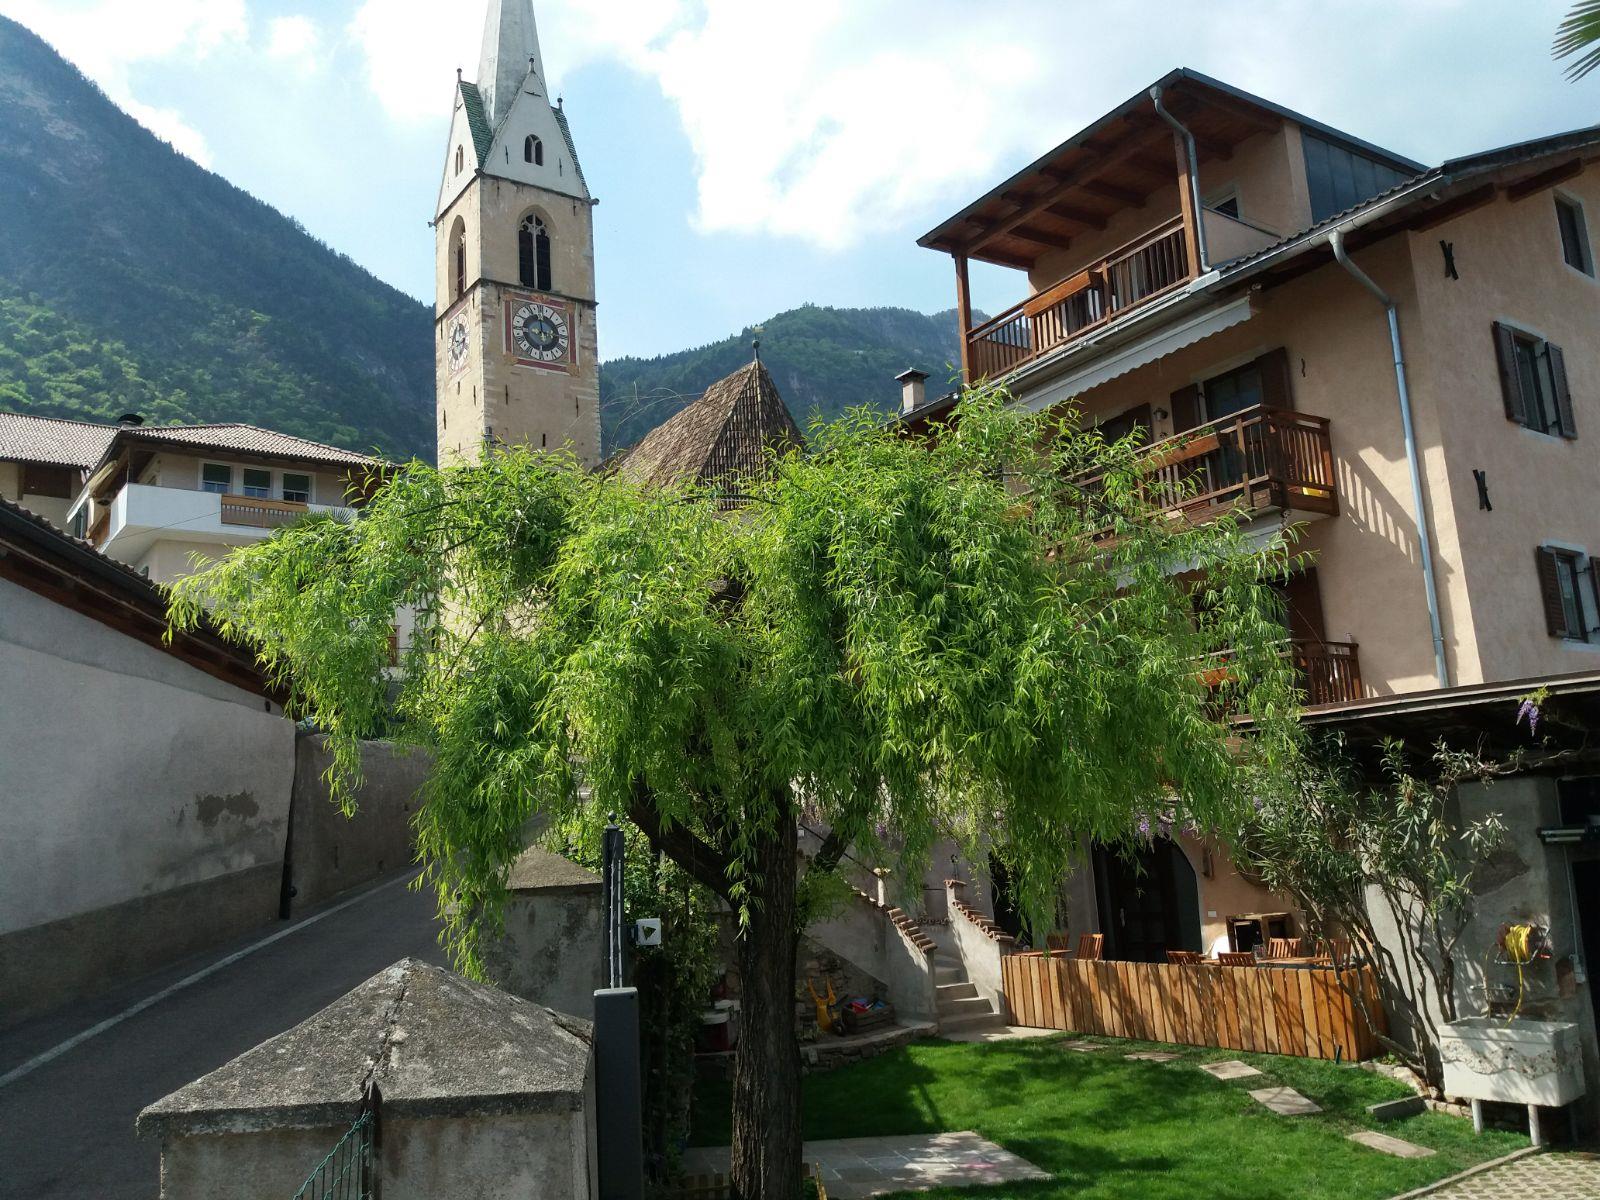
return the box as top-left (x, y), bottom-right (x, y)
top-left (627, 781), bottom-right (735, 901)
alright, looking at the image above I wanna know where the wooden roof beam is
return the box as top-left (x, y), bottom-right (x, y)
top-left (1008, 223), bottom-right (1072, 249)
top-left (965, 114), bottom-right (1168, 254)
top-left (1043, 203), bottom-right (1108, 229)
top-left (1077, 178), bottom-right (1147, 207)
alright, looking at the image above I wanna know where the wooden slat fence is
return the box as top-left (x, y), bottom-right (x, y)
top-left (999, 953), bottom-right (1385, 1061)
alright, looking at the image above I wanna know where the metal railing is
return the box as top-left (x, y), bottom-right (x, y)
top-left (292, 1091), bottom-right (378, 1200)
top-left (968, 216), bottom-right (1190, 380)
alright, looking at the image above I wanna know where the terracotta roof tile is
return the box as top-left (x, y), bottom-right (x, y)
top-left (112, 424), bottom-right (378, 468)
top-left (0, 412), bottom-right (118, 469)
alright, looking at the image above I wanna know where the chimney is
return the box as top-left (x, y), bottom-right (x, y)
top-left (895, 368), bottom-right (928, 416)
top-left (116, 412), bottom-right (145, 427)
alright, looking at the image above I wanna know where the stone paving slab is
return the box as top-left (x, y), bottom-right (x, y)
top-left (1126, 1051), bottom-right (1182, 1062)
top-left (1199, 1058), bottom-right (1263, 1080)
top-left (1248, 1085), bottom-right (1322, 1115)
top-left (680, 1131), bottom-right (1049, 1198)
top-left (1348, 1129), bottom-right (1435, 1158)
top-left (1062, 1039), bottom-right (1104, 1052)
top-left (1415, 1149), bottom-right (1600, 1198)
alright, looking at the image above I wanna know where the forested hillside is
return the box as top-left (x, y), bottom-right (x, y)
top-left (0, 16), bottom-right (435, 460)
top-left (0, 17), bottom-right (969, 465)
top-left (600, 304), bottom-right (970, 453)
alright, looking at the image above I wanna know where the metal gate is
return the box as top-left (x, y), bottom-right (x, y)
top-left (292, 1087), bottom-right (379, 1200)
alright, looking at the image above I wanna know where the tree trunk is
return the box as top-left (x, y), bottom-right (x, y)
top-left (729, 811), bottom-right (802, 1200)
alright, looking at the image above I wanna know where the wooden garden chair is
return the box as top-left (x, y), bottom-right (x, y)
top-left (1262, 937), bottom-right (1305, 960)
top-left (1071, 933), bottom-right (1105, 961)
top-left (1216, 951), bottom-right (1257, 967)
top-left (1166, 950), bottom-right (1203, 965)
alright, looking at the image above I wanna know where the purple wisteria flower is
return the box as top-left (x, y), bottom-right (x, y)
top-left (1516, 697), bottom-right (1540, 735)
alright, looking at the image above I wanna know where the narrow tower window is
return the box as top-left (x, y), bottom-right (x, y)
top-left (525, 135), bottom-right (543, 166)
top-left (454, 145), bottom-right (464, 173)
top-left (519, 214), bottom-right (552, 291)
top-left (450, 219), bottom-right (466, 302)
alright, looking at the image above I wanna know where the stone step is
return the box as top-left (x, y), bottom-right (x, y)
top-left (936, 981), bottom-right (978, 1002)
top-left (937, 996), bottom-right (995, 1019)
top-left (938, 1011), bottom-right (1008, 1035)
top-left (934, 968), bottom-right (965, 987)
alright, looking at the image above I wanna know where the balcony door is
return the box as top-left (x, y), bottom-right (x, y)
top-left (1275, 567), bottom-right (1329, 646)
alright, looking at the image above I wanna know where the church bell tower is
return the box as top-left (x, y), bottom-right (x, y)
top-left (434, 0), bottom-right (600, 468)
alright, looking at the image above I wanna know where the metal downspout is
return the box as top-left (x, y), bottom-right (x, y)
top-left (1329, 229), bottom-right (1450, 688)
top-left (1149, 86), bottom-right (1209, 271)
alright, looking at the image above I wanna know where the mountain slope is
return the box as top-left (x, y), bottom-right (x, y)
top-left (0, 16), bottom-right (435, 460)
top-left (600, 304), bottom-right (971, 453)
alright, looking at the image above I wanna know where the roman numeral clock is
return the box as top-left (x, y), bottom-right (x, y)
top-left (504, 293), bottom-right (576, 372)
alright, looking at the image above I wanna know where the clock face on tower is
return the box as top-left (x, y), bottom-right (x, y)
top-left (507, 298), bottom-right (571, 368)
top-left (446, 315), bottom-right (469, 375)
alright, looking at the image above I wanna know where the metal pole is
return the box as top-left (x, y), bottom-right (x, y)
top-left (595, 814), bottom-right (644, 1200)
top-left (601, 814), bottom-right (625, 988)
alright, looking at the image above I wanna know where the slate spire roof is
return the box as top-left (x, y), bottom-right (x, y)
top-left (478, 0), bottom-right (546, 128)
top-left (612, 356), bottom-right (804, 494)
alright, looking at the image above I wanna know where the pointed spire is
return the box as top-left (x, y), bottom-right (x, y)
top-left (478, 0), bottom-right (546, 127)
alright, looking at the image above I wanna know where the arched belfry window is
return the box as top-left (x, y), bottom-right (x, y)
top-left (524, 135), bottom-right (543, 166)
top-left (454, 145), bottom-right (464, 174)
top-left (450, 218), bottom-right (466, 302)
top-left (519, 214), bottom-right (551, 291)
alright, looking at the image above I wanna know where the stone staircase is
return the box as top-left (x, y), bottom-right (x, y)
top-left (932, 945), bottom-right (1007, 1035)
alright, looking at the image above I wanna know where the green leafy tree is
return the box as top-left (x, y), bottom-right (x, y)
top-left (169, 385), bottom-right (1300, 1199)
top-left (1239, 740), bottom-right (1514, 1086)
top-left (1555, 2), bottom-right (1600, 80)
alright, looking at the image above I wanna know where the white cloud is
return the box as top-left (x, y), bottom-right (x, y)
top-left (265, 15), bottom-right (324, 70)
top-left (0, 0), bottom-right (248, 165)
top-left (348, 0), bottom-right (1577, 250)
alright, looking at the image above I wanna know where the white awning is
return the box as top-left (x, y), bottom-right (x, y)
top-left (1018, 294), bottom-right (1257, 413)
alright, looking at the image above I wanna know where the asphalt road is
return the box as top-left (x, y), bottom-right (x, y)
top-left (0, 870), bottom-right (448, 1200)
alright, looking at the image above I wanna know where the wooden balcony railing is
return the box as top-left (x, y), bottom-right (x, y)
top-left (968, 216), bottom-right (1189, 380)
top-left (1076, 404), bottom-right (1337, 529)
top-left (219, 494), bottom-right (310, 529)
top-left (1203, 639), bottom-right (1364, 708)
top-left (1292, 639), bottom-right (1363, 707)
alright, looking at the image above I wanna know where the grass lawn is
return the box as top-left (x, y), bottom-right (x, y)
top-left (691, 1033), bottom-right (1524, 1199)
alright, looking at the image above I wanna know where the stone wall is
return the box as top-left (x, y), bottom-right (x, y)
top-left (285, 731), bottom-right (432, 914)
top-left (481, 847), bottom-right (605, 1022)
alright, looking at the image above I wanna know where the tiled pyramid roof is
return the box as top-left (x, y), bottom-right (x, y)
top-left (613, 358), bottom-right (803, 494)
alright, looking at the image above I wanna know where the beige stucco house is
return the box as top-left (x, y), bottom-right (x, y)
top-left (910, 69), bottom-right (1600, 1005)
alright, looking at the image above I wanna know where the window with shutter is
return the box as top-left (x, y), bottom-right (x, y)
top-left (1537, 545), bottom-right (1592, 640)
top-left (1255, 347), bottom-right (1295, 411)
top-left (1495, 323), bottom-right (1576, 438)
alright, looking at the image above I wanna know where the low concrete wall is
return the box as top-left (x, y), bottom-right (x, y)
top-left (155, 1111), bottom-right (594, 1200)
top-left (286, 731), bottom-right (431, 914)
top-left (946, 879), bottom-right (1014, 1016)
top-left (481, 847), bottom-right (604, 1022)
top-left (807, 889), bottom-right (937, 1022)
top-left (0, 579), bottom-right (294, 1028)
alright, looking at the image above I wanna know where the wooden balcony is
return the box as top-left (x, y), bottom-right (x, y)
top-left (1077, 404), bottom-right (1337, 529)
top-left (968, 217), bottom-right (1190, 380)
top-left (1202, 640), bottom-right (1364, 708)
top-left (219, 494), bottom-right (310, 529)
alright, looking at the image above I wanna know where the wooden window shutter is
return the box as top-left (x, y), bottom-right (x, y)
top-left (1255, 347), bottom-right (1295, 410)
top-left (1548, 342), bottom-right (1577, 438)
top-left (1169, 383), bottom-right (1202, 432)
top-left (1536, 546), bottom-right (1570, 637)
top-left (1493, 322), bottom-right (1526, 424)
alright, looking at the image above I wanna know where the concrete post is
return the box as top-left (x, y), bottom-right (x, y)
top-left (594, 986), bottom-right (644, 1200)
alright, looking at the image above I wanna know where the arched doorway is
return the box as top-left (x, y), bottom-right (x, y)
top-left (1092, 838), bottom-right (1201, 962)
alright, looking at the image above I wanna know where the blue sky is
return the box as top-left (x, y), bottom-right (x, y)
top-left (1, 0), bottom-right (1594, 360)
